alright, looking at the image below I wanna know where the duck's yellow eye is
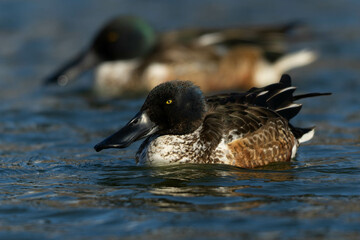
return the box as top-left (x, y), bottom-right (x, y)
top-left (166, 99), bottom-right (173, 105)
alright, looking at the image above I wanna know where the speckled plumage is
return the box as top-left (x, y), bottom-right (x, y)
top-left (135, 104), bottom-right (296, 167)
top-left (94, 75), bottom-right (330, 168)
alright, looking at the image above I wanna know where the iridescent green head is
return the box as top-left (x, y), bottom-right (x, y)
top-left (92, 16), bottom-right (156, 60)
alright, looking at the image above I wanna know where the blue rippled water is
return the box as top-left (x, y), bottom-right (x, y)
top-left (0, 1), bottom-right (360, 239)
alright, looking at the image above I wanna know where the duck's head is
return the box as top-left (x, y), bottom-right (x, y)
top-left (94, 80), bottom-right (206, 151)
top-left (45, 16), bottom-right (156, 86)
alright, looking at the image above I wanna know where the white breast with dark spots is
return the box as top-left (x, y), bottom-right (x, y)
top-left (136, 126), bottom-right (239, 166)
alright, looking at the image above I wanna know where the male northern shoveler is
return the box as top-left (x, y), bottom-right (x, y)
top-left (94, 74), bottom-right (330, 168)
top-left (44, 16), bottom-right (316, 98)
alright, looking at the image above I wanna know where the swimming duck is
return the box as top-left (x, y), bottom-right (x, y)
top-left (44, 16), bottom-right (316, 97)
top-left (94, 74), bottom-right (330, 168)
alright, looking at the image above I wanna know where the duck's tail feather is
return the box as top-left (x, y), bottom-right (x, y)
top-left (275, 103), bottom-right (302, 120)
top-left (207, 74), bottom-right (330, 122)
top-left (243, 74), bottom-right (331, 120)
top-left (289, 125), bottom-right (315, 143)
top-left (293, 92), bottom-right (332, 101)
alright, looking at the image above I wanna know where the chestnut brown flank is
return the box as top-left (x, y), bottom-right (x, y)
top-left (228, 119), bottom-right (296, 168)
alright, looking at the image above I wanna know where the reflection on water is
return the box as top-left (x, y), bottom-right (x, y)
top-left (1, 0), bottom-right (360, 239)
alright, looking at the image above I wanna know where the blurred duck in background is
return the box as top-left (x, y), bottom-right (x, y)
top-left (44, 16), bottom-right (316, 98)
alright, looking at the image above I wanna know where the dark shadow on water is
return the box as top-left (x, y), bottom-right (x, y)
top-left (97, 162), bottom-right (296, 187)
top-left (94, 162), bottom-right (297, 212)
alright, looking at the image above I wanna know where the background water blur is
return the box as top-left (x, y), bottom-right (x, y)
top-left (0, 0), bottom-right (360, 239)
